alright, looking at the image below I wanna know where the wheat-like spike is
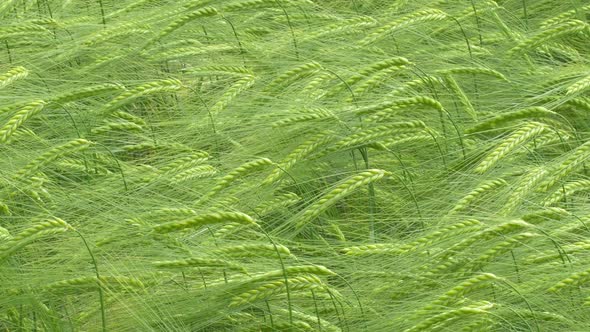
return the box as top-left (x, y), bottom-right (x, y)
top-left (424, 273), bottom-right (500, 310)
top-left (509, 19), bottom-right (588, 55)
top-left (264, 131), bottom-right (334, 184)
top-left (275, 308), bottom-right (342, 332)
top-left (475, 122), bottom-right (546, 174)
top-left (91, 121), bottom-right (144, 135)
top-left (361, 9), bottom-right (448, 45)
top-left (350, 65), bottom-right (407, 101)
top-left (112, 111), bottom-right (147, 126)
top-left (389, 75), bottom-right (443, 97)
top-left (213, 244), bottom-right (291, 258)
top-left (540, 4), bottom-right (590, 28)
top-left (527, 239), bottom-right (590, 265)
top-left (343, 219), bottom-right (482, 256)
top-left (0, 100), bottom-right (46, 143)
top-left (301, 72), bottom-right (333, 99)
top-left (148, 207), bottom-right (199, 223)
top-left (0, 203), bottom-right (10, 216)
top-left (296, 169), bottom-right (389, 229)
top-left (121, 142), bottom-right (156, 153)
top-left (202, 158), bottom-right (273, 199)
top-left (404, 302), bottom-right (494, 332)
top-left (501, 167), bottom-right (548, 215)
top-left (249, 265), bottom-right (336, 284)
top-left (0, 218), bottom-right (71, 260)
top-left (170, 165), bottom-right (217, 184)
top-left (102, 79), bottom-right (183, 113)
top-left (449, 179), bottom-right (507, 214)
top-left (266, 62), bottom-right (323, 90)
top-left (253, 192), bottom-right (302, 216)
top-left (271, 109), bottom-right (335, 128)
top-left (356, 96), bottom-right (444, 116)
top-left (345, 57), bottom-right (412, 86)
top-left (44, 275), bottom-right (145, 293)
top-left (183, 65), bottom-right (253, 77)
top-left (330, 121), bottom-right (426, 152)
top-left (0, 66), bottom-right (28, 89)
top-left (367, 133), bottom-right (434, 149)
top-left (565, 97), bottom-right (590, 112)
top-left (0, 226), bottom-right (10, 241)
top-left (210, 75), bottom-right (255, 113)
top-left (436, 220), bottom-right (533, 262)
top-left (105, 0), bottom-right (159, 18)
top-left (467, 233), bottom-right (539, 272)
top-left (149, 45), bottom-right (236, 62)
top-left (15, 139), bottom-right (92, 179)
top-left (538, 141), bottom-right (590, 192)
top-left (465, 107), bottom-right (555, 134)
top-left (222, 0), bottom-right (312, 11)
top-left (437, 67), bottom-right (507, 81)
top-left (159, 151), bottom-right (210, 174)
top-left (443, 75), bottom-right (477, 120)
top-left (543, 180), bottom-right (590, 206)
top-left (520, 207), bottom-right (569, 224)
top-left (154, 257), bottom-right (246, 272)
top-left (566, 74), bottom-right (590, 95)
top-left (306, 16), bottom-right (377, 40)
top-left (549, 267), bottom-right (590, 292)
top-left (84, 23), bottom-right (149, 46)
top-left (0, 24), bottom-right (50, 38)
top-left (147, 7), bottom-right (218, 45)
top-left (229, 275), bottom-right (323, 307)
top-left (51, 83), bottom-right (124, 104)
top-left (153, 211), bottom-right (256, 233)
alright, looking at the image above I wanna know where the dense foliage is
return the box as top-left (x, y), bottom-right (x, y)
top-left (1, 0), bottom-right (590, 330)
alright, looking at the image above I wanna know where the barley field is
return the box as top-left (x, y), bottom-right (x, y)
top-left (1, 0), bottom-right (590, 331)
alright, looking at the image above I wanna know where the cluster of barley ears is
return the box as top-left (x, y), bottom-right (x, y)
top-left (1, 0), bottom-right (590, 331)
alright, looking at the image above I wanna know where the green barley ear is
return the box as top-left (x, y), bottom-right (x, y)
top-left (153, 257), bottom-right (247, 273)
top-left (265, 62), bottom-right (323, 90)
top-left (102, 79), bottom-right (183, 113)
top-left (153, 211), bottom-right (257, 233)
top-left (213, 243), bottom-right (291, 258)
top-left (229, 275), bottom-right (324, 307)
top-left (422, 273), bottom-right (500, 310)
top-left (361, 9), bottom-right (448, 45)
top-left (210, 75), bottom-right (256, 113)
top-left (43, 276), bottom-right (145, 294)
top-left (538, 141), bottom-right (590, 192)
top-left (549, 267), bottom-right (590, 292)
top-left (50, 83), bottom-right (124, 104)
top-left (304, 16), bottom-right (377, 40)
top-left (509, 19), bottom-right (588, 55)
top-left (263, 131), bottom-right (334, 184)
top-left (296, 169), bottom-right (389, 230)
top-left (404, 302), bottom-right (494, 332)
top-left (343, 219), bottom-right (482, 256)
top-left (0, 100), bottom-right (46, 144)
top-left (436, 67), bottom-right (507, 81)
top-left (474, 122), bottom-right (546, 174)
top-left (442, 74), bottom-right (477, 120)
top-left (0, 218), bottom-right (71, 260)
top-left (465, 107), bottom-right (555, 134)
top-left (329, 121), bottom-right (427, 152)
top-left (566, 74), bottom-right (590, 95)
top-left (200, 158), bottom-right (274, 201)
top-left (448, 179), bottom-right (507, 214)
top-left (146, 6), bottom-right (218, 46)
top-left (0, 66), bottom-right (28, 89)
top-left (543, 180), bottom-right (590, 206)
top-left (15, 139), bottom-right (93, 179)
